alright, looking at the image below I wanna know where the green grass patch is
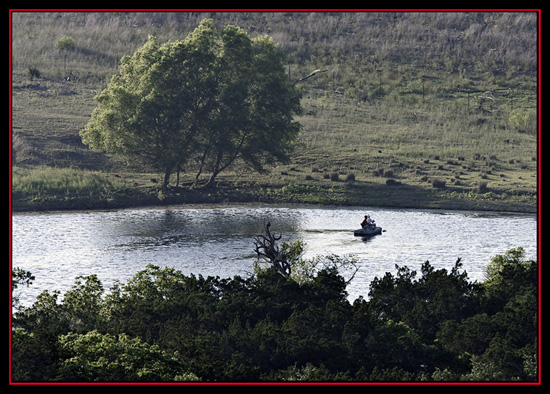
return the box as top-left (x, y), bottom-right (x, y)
top-left (11, 166), bottom-right (139, 210)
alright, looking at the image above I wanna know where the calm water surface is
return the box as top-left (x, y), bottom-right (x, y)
top-left (12, 204), bottom-right (537, 305)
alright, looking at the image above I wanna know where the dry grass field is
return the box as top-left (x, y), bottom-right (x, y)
top-left (11, 11), bottom-right (538, 211)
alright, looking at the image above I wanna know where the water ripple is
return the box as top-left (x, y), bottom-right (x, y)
top-left (12, 205), bottom-right (537, 305)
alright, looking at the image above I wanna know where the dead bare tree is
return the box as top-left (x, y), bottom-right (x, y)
top-left (253, 222), bottom-right (291, 278)
top-left (253, 223), bottom-right (360, 285)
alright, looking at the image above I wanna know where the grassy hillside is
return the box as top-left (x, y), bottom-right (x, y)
top-left (11, 11), bottom-right (538, 212)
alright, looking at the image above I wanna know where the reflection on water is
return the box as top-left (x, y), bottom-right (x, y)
top-left (12, 204), bottom-right (537, 305)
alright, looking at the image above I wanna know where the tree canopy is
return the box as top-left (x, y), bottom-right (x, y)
top-left (12, 243), bottom-right (538, 382)
top-left (80, 19), bottom-right (302, 189)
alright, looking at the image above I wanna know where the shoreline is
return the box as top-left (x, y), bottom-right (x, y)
top-left (12, 202), bottom-right (538, 221)
top-left (11, 180), bottom-right (537, 215)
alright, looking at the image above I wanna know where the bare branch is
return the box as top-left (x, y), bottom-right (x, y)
top-left (253, 223), bottom-right (291, 278)
top-left (294, 69), bottom-right (328, 84)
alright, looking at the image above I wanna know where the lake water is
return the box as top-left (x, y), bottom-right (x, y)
top-left (12, 204), bottom-right (537, 306)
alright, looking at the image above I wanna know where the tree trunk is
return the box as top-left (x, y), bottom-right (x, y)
top-left (204, 169), bottom-right (221, 189)
top-left (162, 169), bottom-right (171, 190)
top-left (204, 153), bottom-right (223, 189)
top-left (175, 164), bottom-right (182, 187)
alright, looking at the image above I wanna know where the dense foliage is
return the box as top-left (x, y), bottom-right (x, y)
top-left (80, 19), bottom-right (301, 190)
top-left (11, 245), bottom-right (537, 382)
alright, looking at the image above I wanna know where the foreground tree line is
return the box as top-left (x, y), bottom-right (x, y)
top-left (11, 233), bottom-right (537, 382)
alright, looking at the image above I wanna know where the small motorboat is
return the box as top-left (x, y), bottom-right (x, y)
top-left (353, 226), bottom-right (383, 237)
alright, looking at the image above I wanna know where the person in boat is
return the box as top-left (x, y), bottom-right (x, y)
top-left (361, 215), bottom-right (375, 230)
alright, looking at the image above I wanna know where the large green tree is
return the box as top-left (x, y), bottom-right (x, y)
top-left (80, 19), bottom-right (302, 189)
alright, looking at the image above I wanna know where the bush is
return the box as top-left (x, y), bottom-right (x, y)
top-left (329, 171), bottom-right (340, 181)
top-left (27, 66), bottom-right (41, 80)
top-left (373, 168), bottom-right (394, 178)
top-left (345, 173), bottom-right (356, 182)
top-left (55, 36), bottom-right (75, 50)
top-left (386, 179), bottom-right (401, 186)
top-left (430, 177), bottom-right (446, 188)
top-left (56, 331), bottom-right (196, 381)
top-left (476, 181), bottom-right (488, 193)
